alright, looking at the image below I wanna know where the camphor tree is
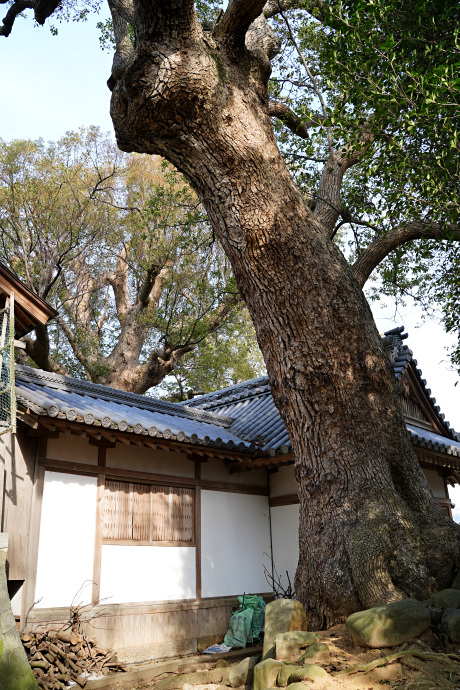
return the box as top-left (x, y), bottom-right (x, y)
top-left (2, 0), bottom-right (460, 629)
top-left (0, 129), bottom-right (259, 396)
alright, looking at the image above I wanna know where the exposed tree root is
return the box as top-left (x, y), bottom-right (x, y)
top-left (333, 648), bottom-right (460, 677)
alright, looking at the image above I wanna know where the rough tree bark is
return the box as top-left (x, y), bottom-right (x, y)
top-left (105, 0), bottom-right (460, 628)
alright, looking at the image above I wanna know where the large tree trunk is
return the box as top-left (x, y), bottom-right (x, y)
top-left (109, 4), bottom-right (460, 628)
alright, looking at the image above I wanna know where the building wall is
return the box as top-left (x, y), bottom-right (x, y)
top-left (25, 431), bottom-right (272, 662)
top-left (34, 471), bottom-right (97, 608)
top-left (201, 460), bottom-right (268, 486)
top-left (99, 545), bottom-right (196, 603)
top-left (1, 430), bottom-right (37, 580)
top-left (422, 468), bottom-right (447, 498)
top-left (201, 490), bottom-right (271, 598)
top-left (106, 443), bottom-right (195, 477)
top-left (270, 504), bottom-right (299, 594)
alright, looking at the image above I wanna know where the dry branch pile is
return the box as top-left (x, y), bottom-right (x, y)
top-left (21, 628), bottom-right (127, 689)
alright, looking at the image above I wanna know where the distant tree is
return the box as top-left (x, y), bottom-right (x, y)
top-left (0, 128), bottom-right (249, 394)
top-left (162, 309), bottom-right (265, 401)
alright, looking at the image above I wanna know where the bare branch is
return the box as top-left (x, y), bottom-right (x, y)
top-left (277, 4), bottom-right (334, 153)
top-left (264, 0), bottom-right (327, 21)
top-left (352, 222), bottom-right (460, 288)
top-left (217, 0), bottom-right (266, 47)
top-left (268, 100), bottom-right (325, 139)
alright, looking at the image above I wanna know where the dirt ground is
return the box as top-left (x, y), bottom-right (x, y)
top-left (151, 625), bottom-right (460, 690)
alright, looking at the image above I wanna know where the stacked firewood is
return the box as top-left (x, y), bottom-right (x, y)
top-left (21, 628), bottom-right (127, 689)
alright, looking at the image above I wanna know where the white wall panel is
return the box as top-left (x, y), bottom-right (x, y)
top-left (35, 472), bottom-right (97, 608)
top-left (99, 546), bottom-right (196, 603)
top-left (270, 504), bottom-right (299, 593)
top-left (201, 491), bottom-right (271, 598)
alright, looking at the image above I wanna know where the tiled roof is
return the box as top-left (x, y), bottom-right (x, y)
top-left (185, 326), bottom-right (459, 455)
top-left (407, 424), bottom-right (460, 458)
top-left (15, 366), bottom-right (256, 453)
top-left (15, 326), bottom-right (459, 462)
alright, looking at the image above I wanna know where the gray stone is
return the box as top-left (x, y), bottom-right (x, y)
top-left (441, 607), bottom-right (460, 642)
top-left (285, 685), bottom-right (312, 690)
top-left (228, 655), bottom-right (260, 688)
top-left (262, 599), bottom-right (308, 660)
top-left (433, 589), bottom-right (460, 609)
top-left (275, 631), bottom-right (320, 663)
top-left (253, 659), bottom-right (284, 690)
top-left (346, 599), bottom-right (431, 648)
top-left (299, 641), bottom-right (330, 664)
top-left (278, 663), bottom-right (329, 686)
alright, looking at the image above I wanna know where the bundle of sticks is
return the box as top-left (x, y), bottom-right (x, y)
top-left (21, 628), bottom-right (127, 689)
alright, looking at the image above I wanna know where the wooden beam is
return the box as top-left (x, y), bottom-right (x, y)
top-left (269, 493), bottom-right (299, 507)
top-left (42, 418), bottom-right (258, 462)
top-left (38, 456), bottom-right (269, 495)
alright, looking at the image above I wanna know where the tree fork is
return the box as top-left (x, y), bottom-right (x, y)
top-left (109, 0), bottom-right (460, 627)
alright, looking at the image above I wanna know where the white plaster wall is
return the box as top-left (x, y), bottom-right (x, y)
top-left (270, 504), bottom-right (299, 593)
top-left (35, 472), bottom-right (97, 608)
top-left (106, 444), bottom-right (195, 477)
top-left (269, 465), bottom-right (297, 498)
top-left (47, 435), bottom-right (98, 465)
top-left (423, 469), bottom-right (447, 498)
top-left (99, 546), bottom-right (196, 603)
top-left (201, 491), bottom-right (271, 597)
top-left (201, 460), bottom-right (268, 487)
top-left (10, 584), bottom-right (23, 616)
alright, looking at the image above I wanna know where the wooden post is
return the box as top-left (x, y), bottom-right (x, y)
top-left (92, 446), bottom-right (106, 604)
top-left (195, 459), bottom-right (202, 602)
top-left (21, 435), bottom-right (47, 628)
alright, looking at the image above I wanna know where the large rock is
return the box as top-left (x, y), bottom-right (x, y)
top-left (275, 631), bottom-right (320, 663)
top-left (346, 599), bottom-right (431, 648)
top-left (228, 655), bottom-right (260, 688)
top-left (441, 607), bottom-right (460, 642)
top-left (262, 599), bottom-right (308, 660)
top-left (299, 641), bottom-right (330, 664)
top-left (433, 589), bottom-right (460, 609)
top-left (278, 662), bottom-right (328, 686)
top-left (253, 659), bottom-right (284, 690)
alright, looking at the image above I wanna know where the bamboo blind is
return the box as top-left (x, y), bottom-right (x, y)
top-left (103, 480), bottom-right (194, 543)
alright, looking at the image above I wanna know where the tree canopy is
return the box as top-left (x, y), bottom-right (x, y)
top-left (0, 128), bottom-right (264, 396)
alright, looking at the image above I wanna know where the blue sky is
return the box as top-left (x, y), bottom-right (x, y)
top-left (1, 8), bottom-right (460, 514)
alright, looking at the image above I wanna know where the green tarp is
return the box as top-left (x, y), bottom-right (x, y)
top-left (224, 595), bottom-right (266, 648)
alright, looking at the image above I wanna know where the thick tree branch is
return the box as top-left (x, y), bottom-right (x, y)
top-left (134, 0), bottom-right (198, 44)
top-left (217, 0), bottom-right (266, 47)
top-left (315, 128), bottom-right (374, 234)
top-left (268, 100), bottom-right (324, 139)
top-left (19, 325), bottom-right (68, 375)
top-left (0, 0), bottom-right (61, 36)
top-left (352, 222), bottom-right (460, 288)
top-left (108, 0), bottom-right (134, 87)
